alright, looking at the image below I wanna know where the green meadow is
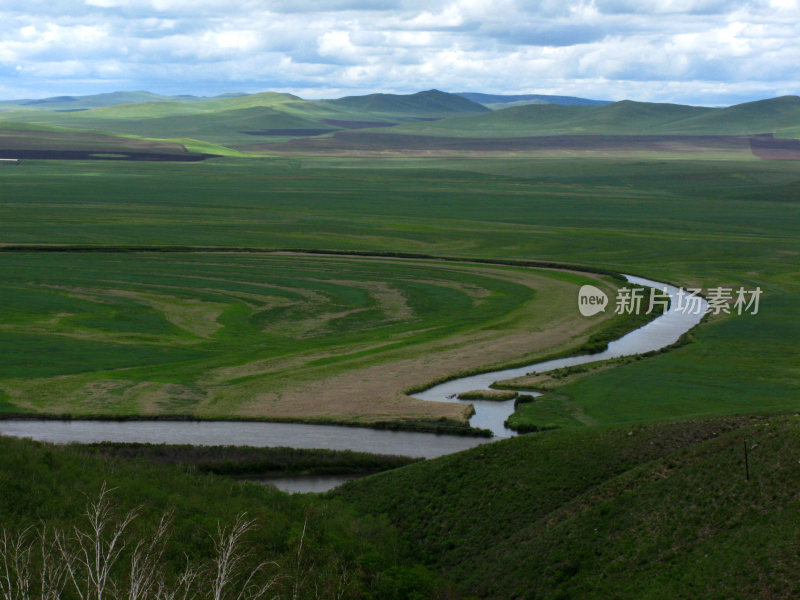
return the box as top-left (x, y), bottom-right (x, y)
top-left (0, 248), bottom-right (626, 423)
top-left (390, 95), bottom-right (800, 138)
top-left (335, 414), bottom-right (800, 599)
top-left (0, 90), bottom-right (489, 148)
top-left (1, 155), bottom-right (798, 427)
top-left (2, 88), bottom-right (800, 599)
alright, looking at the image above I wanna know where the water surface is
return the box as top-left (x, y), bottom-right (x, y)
top-left (413, 275), bottom-right (707, 437)
top-left (253, 474), bottom-right (366, 494)
top-left (0, 275), bottom-right (705, 454)
top-left (0, 419), bottom-right (487, 459)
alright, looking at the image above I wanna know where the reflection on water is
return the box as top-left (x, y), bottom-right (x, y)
top-left (0, 419), bottom-right (487, 459)
top-left (253, 474), bottom-right (365, 494)
top-left (0, 275), bottom-right (707, 455)
top-left (413, 275), bottom-right (708, 437)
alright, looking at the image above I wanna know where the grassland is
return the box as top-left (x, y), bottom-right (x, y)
top-left (387, 95), bottom-right (800, 138)
top-left (0, 155), bottom-right (798, 428)
top-left (0, 249), bottom-right (626, 424)
top-left (507, 294), bottom-right (800, 430)
top-left (259, 132), bottom-right (770, 159)
top-left (3, 92), bottom-right (799, 156)
top-left (335, 415), bottom-right (800, 599)
top-left (0, 123), bottom-right (220, 160)
top-left (0, 90), bottom-right (489, 148)
top-left (1, 91), bottom-right (800, 599)
top-left (0, 434), bottom-right (441, 600)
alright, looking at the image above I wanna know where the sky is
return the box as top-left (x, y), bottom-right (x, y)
top-left (1, 0), bottom-right (799, 105)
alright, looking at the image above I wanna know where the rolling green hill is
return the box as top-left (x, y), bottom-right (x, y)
top-left (0, 90), bottom-right (248, 112)
top-left (0, 122), bottom-right (226, 159)
top-left (323, 89), bottom-right (490, 118)
top-left (390, 96), bottom-right (800, 138)
top-left (335, 415), bottom-right (800, 599)
top-left (456, 91), bottom-right (611, 108)
top-left (68, 105), bottom-right (335, 145)
top-left (387, 100), bottom-right (707, 137)
top-left (678, 95), bottom-right (800, 135)
top-left (0, 99), bottom-right (335, 147)
top-left (1, 91), bottom-right (798, 152)
top-left (0, 90), bottom-right (490, 147)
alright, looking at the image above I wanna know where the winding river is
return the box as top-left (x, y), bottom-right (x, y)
top-left (0, 274), bottom-right (706, 490)
top-left (413, 275), bottom-right (707, 437)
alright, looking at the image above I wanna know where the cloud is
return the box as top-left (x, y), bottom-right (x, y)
top-left (0, 0), bottom-right (798, 104)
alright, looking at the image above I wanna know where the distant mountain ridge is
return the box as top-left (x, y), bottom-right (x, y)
top-left (1, 90), bottom-right (798, 152)
top-left (0, 89), bottom-right (491, 146)
top-left (0, 89), bottom-right (489, 117)
top-left (390, 95), bottom-right (800, 138)
top-left (456, 92), bottom-right (611, 107)
top-left (0, 91), bottom-right (249, 112)
top-left (324, 89), bottom-right (490, 117)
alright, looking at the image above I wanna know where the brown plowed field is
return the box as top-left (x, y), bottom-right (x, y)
top-left (241, 132), bottom-right (799, 159)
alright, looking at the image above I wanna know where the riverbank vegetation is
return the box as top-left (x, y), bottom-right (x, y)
top-left (0, 435), bottom-right (443, 600)
top-left (76, 442), bottom-right (419, 477)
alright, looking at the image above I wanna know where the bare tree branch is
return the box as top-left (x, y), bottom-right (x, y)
top-left (0, 526), bottom-right (34, 600)
top-left (58, 483), bottom-right (140, 600)
top-left (39, 525), bottom-right (68, 600)
top-left (0, 487), bottom-right (337, 600)
top-left (128, 511), bottom-right (172, 600)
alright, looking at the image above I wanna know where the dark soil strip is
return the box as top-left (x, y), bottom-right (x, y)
top-left (264, 132), bottom-right (799, 160)
top-left (749, 133), bottom-right (800, 160)
top-left (321, 119), bottom-right (398, 129)
top-left (0, 149), bottom-right (217, 161)
top-left (0, 246), bottom-right (622, 278)
top-left (241, 129), bottom-right (335, 136)
top-left (268, 132), bottom-right (753, 153)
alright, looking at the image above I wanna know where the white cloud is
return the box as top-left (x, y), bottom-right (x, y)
top-left (0, 0), bottom-right (798, 104)
top-left (318, 30), bottom-right (359, 60)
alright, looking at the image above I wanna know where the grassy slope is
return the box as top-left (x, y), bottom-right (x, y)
top-left (389, 96), bottom-right (800, 137)
top-left (0, 434), bottom-right (435, 599)
top-left (0, 103), bottom-right (329, 147)
top-left (455, 92), bottom-right (611, 107)
top-left (87, 106), bottom-right (332, 144)
top-left (0, 121), bottom-right (240, 157)
top-left (0, 90), bottom-right (489, 148)
top-left (0, 122), bottom-right (189, 154)
top-left (335, 415), bottom-right (800, 599)
top-left (2, 94), bottom-right (798, 154)
top-left (678, 95), bottom-right (800, 135)
top-left (323, 89), bottom-right (489, 117)
top-left (0, 91), bottom-right (291, 114)
top-left (0, 91), bottom-right (176, 112)
top-left (4, 94), bottom-right (798, 154)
